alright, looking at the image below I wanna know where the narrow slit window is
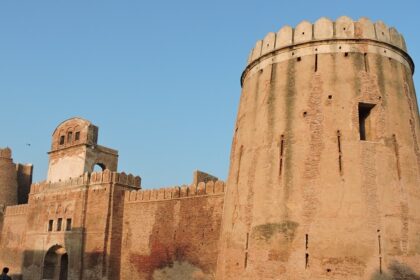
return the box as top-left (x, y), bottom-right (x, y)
top-left (279, 135), bottom-right (285, 177)
top-left (364, 53), bottom-right (369, 72)
top-left (57, 218), bottom-right (62, 231)
top-left (358, 103), bottom-right (376, 141)
top-left (67, 132), bottom-right (73, 143)
top-left (75, 131), bottom-right (80, 141)
top-left (337, 130), bottom-right (343, 175)
top-left (244, 252), bottom-right (248, 268)
top-left (236, 146), bottom-right (244, 184)
top-left (59, 135), bottom-right (65, 145)
top-left (392, 134), bottom-right (401, 180)
top-left (66, 218), bottom-right (72, 231)
top-left (48, 220), bottom-right (53, 232)
top-left (245, 233), bottom-right (249, 250)
top-left (379, 257), bottom-right (383, 274)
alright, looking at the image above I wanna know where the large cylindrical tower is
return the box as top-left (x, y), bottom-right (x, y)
top-left (217, 17), bottom-right (419, 279)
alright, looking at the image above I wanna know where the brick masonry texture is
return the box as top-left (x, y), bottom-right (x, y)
top-left (0, 16), bottom-right (419, 280)
top-left (217, 16), bottom-right (420, 280)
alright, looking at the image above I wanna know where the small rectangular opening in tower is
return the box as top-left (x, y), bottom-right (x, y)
top-left (59, 135), bottom-right (65, 145)
top-left (66, 218), bottom-right (72, 231)
top-left (75, 131), bottom-right (80, 141)
top-left (57, 218), bottom-right (62, 231)
top-left (48, 220), bottom-right (53, 232)
top-left (358, 103), bottom-right (376, 141)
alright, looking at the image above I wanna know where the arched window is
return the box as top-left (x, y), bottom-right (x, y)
top-left (75, 131), bottom-right (80, 141)
top-left (93, 163), bottom-right (106, 172)
top-left (59, 135), bottom-right (65, 145)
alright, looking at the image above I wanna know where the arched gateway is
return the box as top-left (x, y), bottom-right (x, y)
top-left (42, 245), bottom-right (68, 280)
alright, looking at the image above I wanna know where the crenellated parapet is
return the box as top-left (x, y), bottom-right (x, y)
top-left (125, 180), bottom-right (225, 203)
top-left (4, 204), bottom-right (28, 216)
top-left (30, 174), bottom-right (89, 194)
top-left (90, 170), bottom-right (141, 188)
top-left (243, 16), bottom-right (414, 85)
top-left (248, 16), bottom-right (407, 64)
top-left (30, 170), bottom-right (141, 194)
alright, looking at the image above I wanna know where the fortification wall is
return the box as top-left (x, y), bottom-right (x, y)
top-left (0, 148), bottom-right (18, 206)
top-left (81, 180), bottom-right (113, 278)
top-left (0, 204), bottom-right (28, 279)
top-left (125, 180), bottom-right (224, 202)
top-left (120, 180), bottom-right (225, 280)
top-left (19, 169), bottom-right (140, 279)
top-left (18, 181), bottom-right (86, 280)
top-left (21, 179), bottom-right (119, 280)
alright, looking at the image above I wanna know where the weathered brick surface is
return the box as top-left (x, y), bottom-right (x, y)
top-left (0, 148), bottom-right (18, 206)
top-left (47, 117), bottom-right (118, 183)
top-left (120, 187), bottom-right (225, 280)
top-left (217, 17), bottom-right (420, 280)
top-left (0, 16), bottom-right (419, 280)
top-left (0, 205), bottom-right (28, 279)
top-left (0, 151), bottom-right (222, 280)
top-left (0, 148), bottom-right (33, 207)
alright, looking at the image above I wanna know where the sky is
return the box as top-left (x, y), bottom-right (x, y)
top-left (0, 0), bottom-right (419, 189)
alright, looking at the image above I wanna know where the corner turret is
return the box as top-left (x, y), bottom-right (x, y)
top-left (0, 148), bottom-right (17, 206)
top-left (0, 148), bottom-right (33, 206)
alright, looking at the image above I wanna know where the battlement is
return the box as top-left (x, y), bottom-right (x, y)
top-left (30, 170), bottom-right (141, 194)
top-left (0, 147), bottom-right (12, 159)
top-left (125, 180), bottom-right (225, 203)
top-left (90, 170), bottom-right (141, 187)
top-left (4, 204), bottom-right (28, 216)
top-left (247, 16), bottom-right (408, 66)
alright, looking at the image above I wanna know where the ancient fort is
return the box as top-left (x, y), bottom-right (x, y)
top-left (0, 16), bottom-right (419, 280)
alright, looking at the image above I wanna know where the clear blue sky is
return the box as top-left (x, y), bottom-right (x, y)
top-left (1, 0), bottom-right (419, 189)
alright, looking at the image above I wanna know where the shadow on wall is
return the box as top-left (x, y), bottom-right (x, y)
top-left (15, 227), bottom-right (107, 280)
top-left (18, 228), bottom-right (75, 280)
top-left (371, 261), bottom-right (420, 280)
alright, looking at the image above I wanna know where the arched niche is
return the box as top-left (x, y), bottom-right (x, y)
top-left (42, 245), bottom-right (68, 280)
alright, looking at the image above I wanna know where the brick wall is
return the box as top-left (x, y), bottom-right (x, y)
top-left (120, 188), bottom-right (225, 280)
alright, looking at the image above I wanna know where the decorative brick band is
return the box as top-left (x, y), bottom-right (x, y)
top-left (4, 204), bottom-right (28, 216)
top-left (242, 40), bottom-right (413, 85)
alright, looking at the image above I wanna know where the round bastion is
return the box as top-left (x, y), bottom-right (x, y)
top-left (217, 16), bottom-right (420, 280)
